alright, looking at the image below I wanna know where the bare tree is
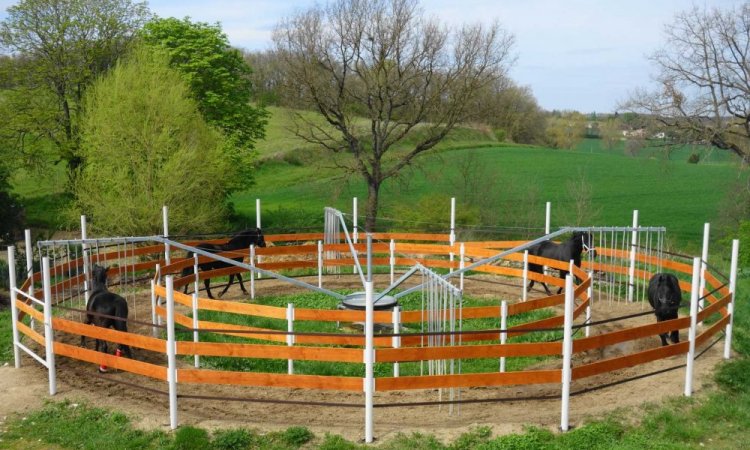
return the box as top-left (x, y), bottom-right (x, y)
top-left (272, 0), bottom-right (515, 230)
top-left (622, 4), bottom-right (750, 163)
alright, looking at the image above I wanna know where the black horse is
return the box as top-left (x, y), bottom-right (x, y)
top-left (647, 273), bottom-right (682, 346)
top-left (181, 228), bottom-right (266, 299)
top-left (526, 231), bottom-right (595, 295)
top-left (80, 265), bottom-right (132, 358)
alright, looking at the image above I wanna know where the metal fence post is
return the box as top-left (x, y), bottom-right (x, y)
top-left (699, 223), bottom-right (710, 327)
top-left (166, 275), bottom-right (178, 429)
top-left (7, 247), bottom-right (21, 368)
top-left (724, 239), bottom-right (739, 359)
top-left (499, 300), bottom-right (508, 372)
top-left (392, 306), bottom-right (400, 377)
top-left (42, 257), bottom-right (56, 395)
top-left (627, 210), bottom-right (638, 302)
top-left (560, 274), bottom-right (574, 431)
top-left (287, 303), bottom-right (295, 375)
top-left (685, 257), bottom-right (701, 397)
top-left (162, 206), bottom-right (170, 265)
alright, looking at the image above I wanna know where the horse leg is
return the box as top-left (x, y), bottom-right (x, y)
top-left (556, 270), bottom-right (568, 295)
top-left (204, 278), bottom-right (214, 299)
top-left (236, 273), bottom-right (247, 294)
top-left (218, 274), bottom-right (234, 298)
top-left (80, 316), bottom-right (92, 348)
top-left (526, 280), bottom-right (535, 292)
top-left (669, 330), bottom-right (679, 344)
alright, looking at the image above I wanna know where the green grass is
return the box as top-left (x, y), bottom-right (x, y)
top-left (0, 309), bottom-right (12, 364)
top-left (180, 291), bottom-right (557, 376)
top-left (233, 142), bottom-right (746, 251)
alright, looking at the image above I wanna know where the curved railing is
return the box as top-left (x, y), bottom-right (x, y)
top-left (5, 231), bottom-right (738, 439)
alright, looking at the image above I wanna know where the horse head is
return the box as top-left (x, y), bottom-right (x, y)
top-left (652, 273), bottom-right (681, 309)
top-left (91, 264), bottom-right (110, 292)
top-left (575, 231), bottom-right (596, 258)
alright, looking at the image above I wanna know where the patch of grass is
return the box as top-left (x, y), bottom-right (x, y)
top-left (0, 399), bottom-right (170, 450)
top-left (0, 308), bottom-right (12, 364)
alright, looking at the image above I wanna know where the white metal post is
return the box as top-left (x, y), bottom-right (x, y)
top-left (586, 270), bottom-right (593, 338)
top-left (499, 300), bottom-right (508, 373)
top-left (685, 257), bottom-right (701, 397)
top-left (317, 240), bottom-right (323, 288)
top-left (364, 279), bottom-right (375, 443)
top-left (364, 233), bottom-right (375, 443)
top-left (24, 228), bottom-right (33, 294)
top-left (249, 245), bottom-right (256, 299)
top-left (392, 306), bottom-right (400, 377)
top-left (256, 199), bottom-right (262, 279)
top-left (724, 239), bottom-right (739, 359)
top-left (545, 202), bottom-right (551, 234)
top-left (150, 280), bottom-right (158, 338)
top-left (560, 274), bottom-right (574, 431)
top-left (353, 197), bottom-right (358, 274)
top-left (627, 210), bottom-right (639, 302)
top-left (699, 223), bottom-right (710, 327)
top-left (287, 303), bottom-right (295, 375)
top-left (81, 215), bottom-right (90, 310)
top-left (449, 197), bottom-right (456, 273)
top-left (24, 229), bottom-right (35, 332)
top-left (166, 276), bottom-right (178, 429)
top-left (192, 292), bottom-right (200, 368)
top-left (162, 206), bottom-right (170, 265)
top-left (42, 257), bottom-right (56, 395)
top-left (522, 250), bottom-right (528, 302)
top-left (389, 239), bottom-right (395, 284)
top-left (459, 243), bottom-right (465, 291)
top-left (7, 247), bottom-right (21, 368)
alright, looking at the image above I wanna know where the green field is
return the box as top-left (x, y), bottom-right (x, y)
top-left (233, 141), bottom-right (745, 252)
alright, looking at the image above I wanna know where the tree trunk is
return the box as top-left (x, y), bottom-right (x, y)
top-left (365, 180), bottom-right (380, 232)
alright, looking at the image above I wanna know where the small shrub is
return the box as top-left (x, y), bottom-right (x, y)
top-left (688, 153), bottom-right (700, 164)
top-left (450, 426), bottom-right (492, 449)
top-left (212, 428), bottom-right (254, 450)
top-left (282, 426), bottom-right (314, 446)
top-left (493, 129), bottom-right (507, 142)
top-left (171, 426), bottom-right (211, 450)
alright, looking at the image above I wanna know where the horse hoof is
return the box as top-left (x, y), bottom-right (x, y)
top-left (98, 366), bottom-right (109, 373)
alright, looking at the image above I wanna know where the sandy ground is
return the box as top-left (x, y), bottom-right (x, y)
top-left (0, 274), bottom-right (728, 443)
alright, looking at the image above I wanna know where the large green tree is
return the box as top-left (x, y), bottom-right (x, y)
top-left (74, 45), bottom-right (232, 235)
top-left (0, 0), bottom-right (151, 178)
top-left (140, 17), bottom-right (267, 191)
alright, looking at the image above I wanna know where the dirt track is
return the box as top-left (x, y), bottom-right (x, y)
top-left (0, 275), bottom-right (728, 443)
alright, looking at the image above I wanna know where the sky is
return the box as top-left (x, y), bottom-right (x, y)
top-left (0, 0), bottom-right (745, 113)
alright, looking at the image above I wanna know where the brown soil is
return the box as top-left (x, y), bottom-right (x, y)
top-left (0, 274), bottom-right (727, 443)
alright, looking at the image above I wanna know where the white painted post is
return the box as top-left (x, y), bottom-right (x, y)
top-left (24, 229), bottom-right (35, 331)
top-left (81, 215), bottom-right (90, 310)
top-left (392, 306), bottom-right (400, 377)
top-left (364, 279), bottom-right (375, 443)
top-left (698, 223), bottom-right (710, 327)
top-left (166, 275), bottom-right (178, 429)
top-left (724, 239), bottom-right (739, 359)
top-left (287, 303), bottom-right (295, 375)
top-left (586, 270), bottom-right (593, 338)
top-left (627, 210), bottom-right (639, 302)
top-left (256, 199), bottom-right (262, 279)
top-left (499, 300), bottom-right (508, 373)
top-left (192, 291), bottom-right (200, 369)
top-left (560, 274), bottom-right (574, 431)
top-left (193, 254), bottom-right (199, 297)
top-left (317, 240), bottom-right (323, 288)
top-left (24, 229), bottom-right (33, 295)
top-left (353, 197), bottom-right (359, 274)
top-left (522, 250), bottom-right (529, 302)
top-left (42, 257), bottom-right (56, 395)
top-left (389, 239), bottom-right (396, 284)
top-left (162, 206), bottom-right (170, 265)
top-left (684, 257), bottom-right (701, 397)
top-left (449, 197), bottom-right (456, 273)
top-left (459, 243), bottom-right (465, 291)
top-left (249, 245), bottom-right (256, 300)
top-left (545, 202), bottom-right (551, 235)
top-left (7, 247), bottom-right (21, 368)
top-left (150, 280), bottom-right (158, 338)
